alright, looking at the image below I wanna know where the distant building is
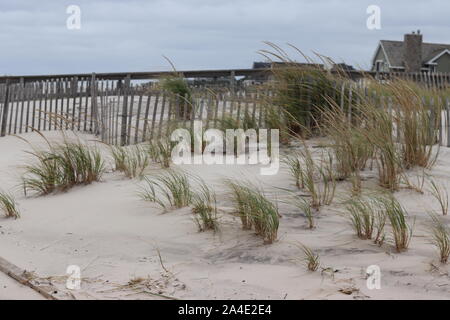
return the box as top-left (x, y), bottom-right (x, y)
top-left (331, 63), bottom-right (355, 72)
top-left (245, 61), bottom-right (325, 84)
top-left (371, 31), bottom-right (450, 73)
top-left (252, 62), bottom-right (272, 69)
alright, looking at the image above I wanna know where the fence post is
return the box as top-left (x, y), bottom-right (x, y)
top-left (446, 98), bottom-right (450, 147)
top-left (90, 73), bottom-right (99, 135)
top-left (230, 70), bottom-right (236, 95)
top-left (0, 79), bottom-right (10, 137)
top-left (120, 74), bottom-right (131, 146)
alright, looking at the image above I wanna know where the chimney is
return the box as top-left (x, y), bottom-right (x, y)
top-left (403, 30), bottom-right (423, 72)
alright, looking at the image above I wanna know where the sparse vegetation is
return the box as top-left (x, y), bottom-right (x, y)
top-left (345, 195), bottom-right (386, 244)
top-left (284, 154), bottom-right (304, 189)
top-left (110, 144), bottom-right (150, 178)
top-left (346, 196), bottom-right (375, 240)
top-left (139, 170), bottom-right (192, 211)
top-left (22, 140), bottom-right (105, 196)
top-left (320, 100), bottom-right (373, 187)
top-left (428, 179), bottom-right (448, 216)
top-left (260, 43), bottom-right (343, 137)
top-left (389, 81), bottom-right (440, 169)
top-left (380, 196), bottom-right (413, 252)
top-left (293, 197), bottom-right (315, 229)
top-left (192, 179), bottom-right (219, 232)
top-left (288, 145), bottom-right (336, 209)
top-left (0, 191), bottom-right (20, 219)
top-left (295, 243), bottom-right (320, 271)
top-left (226, 180), bottom-right (279, 244)
top-left (160, 75), bottom-right (193, 119)
top-left (429, 213), bottom-right (450, 264)
top-left (148, 138), bottom-right (173, 168)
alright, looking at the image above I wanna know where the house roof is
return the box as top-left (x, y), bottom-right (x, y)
top-left (378, 40), bottom-right (450, 68)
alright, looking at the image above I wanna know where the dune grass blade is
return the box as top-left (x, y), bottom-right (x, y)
top-left (148, 138), bottom-right (172, 168)
top-left (0, 192), bottom-right (20, 219)
top-left (295, 243), bottom-right (320, 271)
top-left (319, 101), bottom-right (372, 184)
top-left (345, 195), bottom-right (387, 244)
top-left (429, 213), bottom-right (450, 264)
top-left (380, 196), bottom-right (413, 252)
top-left (428, 179), bottom-right (448, 216)
top-left (22, 141), bottom-right (105, 196)
top-left (388, 80), bottom-right (440, 169)
top-left (288, 145), bottom-right (336, 209)
top-left (346, 197), bottom-right (375, 240)
top-left (284, 155), bottom-right (304, 189)
top-left (192, 180), bottom-right (219, 232)
top-left (225, 180), bottom-right (253, 230)
top-left (225, 180), bottom-right (279, 244)
top-left (111, 145), bottom-right (150, 178)
top-left (293, 197), bottom-right (315, 229)
top-left (140, 170), bottom-right (191, 211)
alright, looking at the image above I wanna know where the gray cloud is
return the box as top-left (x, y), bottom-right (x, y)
top-left (0, 0), bottom-right (449, 75)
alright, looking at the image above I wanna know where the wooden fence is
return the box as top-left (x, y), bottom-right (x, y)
top-left (0, 75), bottom-right (269, 146)
top-left (1, 71), bottom-right (450, 147)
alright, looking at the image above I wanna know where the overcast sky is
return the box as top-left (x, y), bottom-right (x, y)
top-left (0, 0), bottom-right (449, 75)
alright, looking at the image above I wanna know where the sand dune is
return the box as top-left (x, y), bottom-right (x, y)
top-left (0, 131), bottom-right (449, 299)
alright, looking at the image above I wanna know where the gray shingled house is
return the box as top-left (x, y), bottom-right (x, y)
top-left (371, 31), bottom-right (450, 73)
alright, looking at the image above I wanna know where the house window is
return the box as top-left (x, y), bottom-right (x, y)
top-left (429, 65), bottom-right (436, 72)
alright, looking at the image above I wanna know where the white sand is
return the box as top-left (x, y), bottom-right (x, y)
top-left (0, 131), bottom-right (449, 300)
top-left (0, 272), bottom-right (44, 300)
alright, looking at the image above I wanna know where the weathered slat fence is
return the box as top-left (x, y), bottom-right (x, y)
top-left (1, 70), bottom-right (450, 147)
top-left (0, 74), bottom-right (270, 146)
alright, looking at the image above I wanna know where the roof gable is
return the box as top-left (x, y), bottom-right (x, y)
top-left (377, 40), bottom-right (450, 68)
top-left (426, 49), bottom-right (450, 65)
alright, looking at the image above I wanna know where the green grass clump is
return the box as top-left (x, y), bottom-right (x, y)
top-left (226, 180), bottom-right (279, 244)
top-left (345, 196), bottom-right (386, 244)
top-left (192, 179), bottom-right (219, 232)
top-left (22, 140), bottom-right (105, 196)
top-left (295, 243), bottom-right (320, 271)
top-left (292, 197), bottom-right (315, 229)
top-left (139, 170), bottom-right (192, 211)
top-left (160, 75), bottom-right (193, 119)
top-left (320, 101), bottom-right (373, 190)
top-left (284, 155), bottom-right (303, 189)
top-left (148, 138), bottom-right (173, 168)
top-left (0, 191), bottom-right (20, 219)
top-left (110, 145), bottom-right (150, 178)
top-left (287, 146), bottom-right (336, 209)
top-left (379, 196), bottom-right (413, 252)
top-left (429, 213), bottom-right (450, 264)
top-left (428, 179), bottom-right (448, 216)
